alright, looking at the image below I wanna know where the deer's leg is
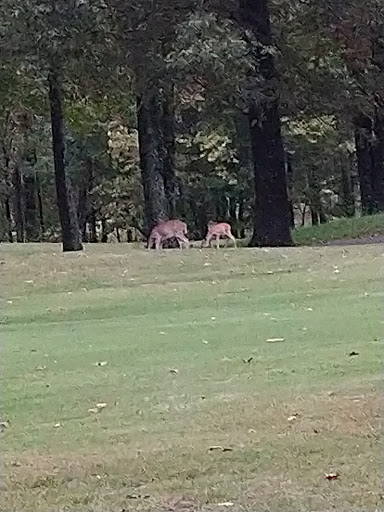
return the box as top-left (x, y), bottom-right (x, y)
top-left (215, 235), bottom-right (220, 249)
top-left (205, 233), bottom-right (213, 248)
top-left (228, 233), bottom-right (237, 248)
top-left (147, 236), bottom-right (154, 249)
top-left (155, 235), bottom-right (162, 250)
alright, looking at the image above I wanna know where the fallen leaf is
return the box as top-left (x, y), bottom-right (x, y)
top-left (204, 262), bottom-right (212, 267)
top-left (287, 413), bottom-right (300, 422)
top-left (242, 357), bottom-right (253, 363)
top-left (306, 307), bottom-right (313, 312)
top-left (0, 421), bottom-right (10, 430)
top-left (169, 368), bottom-right (179, 375)
top-left (88, 408), bottom-right (99, 414)
top-left (159, 331), bottom-right (166, 335)
top-left (6, 300), bottom-right (13, 304)
top-left (11, 461), bottom-right (21, 467)
top-left (208, 445), bottom-right (233, 452)
top-left (349, 351), bottom-right (359, 357)
top-left (53, 423), bottom-right (61, 428)
top-left (217, 502), bottom-right (234, 507)
top-left (94, 361), bottom-right (108, 367)
top-left (35, 365), bottom-right (46, 371)
top-left (96, 403), bottom-right (107, 410)
top-left (266, 338), bottom-right (285, 343)
top-left (325, 472), bottom-right (339, 480)
top-left (211, 316), bottom-right (216, 321)
top-left (24, 280), bottom-right (34, 284)
top-left (202, 340), bottom-right (209, 344)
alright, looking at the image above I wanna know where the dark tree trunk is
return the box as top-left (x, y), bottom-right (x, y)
top-left (238, 198), bottom-right (246, 238)
top-left (48, 67), bottom-right (83, 252)
top-left (354, 114), bottom-right (375, 215)
top-left (308, 170), bottom-right (325, 226)
top-left (285, 153), bottom-right (295, 228)
top-left (160, 87), bottom-right (178, 218)
top-left (101, 218), bottom-right (108, 243)
top-left (340, 162), bottom-right (355, 217)
top-left (5, 197), bottom-right (13, 242)
top-left (36, 171), bottom-right (45, 238)
top-left (372, 111), bottom-right (384, 211)
top-left (319, 205), bottom-right (327, 224)
top-left (239, 0), bottom-right (292, 247)
top-left (137, 90), bottom-right (167, 235)
top-left (78, 159), bottom-right (95, 242)
top-left (24, 173), bottom-right (40, 241)
top-left (310, 207), bottom-right (319, 226)
top-left (12, 164), bottom-right (25, 243)
top-left (89, 212), bottom-right (98, 243)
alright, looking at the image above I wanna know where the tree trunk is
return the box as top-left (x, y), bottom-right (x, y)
top-left (78, 158), bottom-right (95, 242)
top-left (48, 66), bottom-right (83, 252)
top-left (354, 114), bottom-right (375, 215)
top-left (101, 218), bottom-right (108, 243)
top-left (137, 90), bottom-right (167, 235)
top-left (5, 197), bottom-right (13, 242)
top-left (238, 198), bottom-right (246, 238)
top-left (89, 212), bottom-right (98, 243)
top-left (239, 0), bottom-right (292, 247)
top-left (12, 164), bottom-right (25, 243)
top-left (24, 173), bottom-right (40, 241)
top-left (340, 161), bottom-right (355, 217)
top-left (310, 207), bottom-right (319, 226)
top-left (372, 111), bottom-right (384, 211)
top-left (36, 171), bottom-right (45, 238)
top-left (160, 86), bottom-right (178, 218)
top-left (285, 153), bottom-right (295, 228)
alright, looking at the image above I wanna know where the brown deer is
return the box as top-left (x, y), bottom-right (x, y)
top-left (148, 219), bottom-right (189, 250)
top-left (202, 221), bottom-right (237, 248)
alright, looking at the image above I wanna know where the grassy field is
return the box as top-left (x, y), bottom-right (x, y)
top-left (292, 213), bottom-right (384, 245)
top-left (1, 242), bottom-right (383, 512)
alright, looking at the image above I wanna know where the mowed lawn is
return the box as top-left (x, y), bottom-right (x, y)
top-left (1, 243), bottom-right (383, 512)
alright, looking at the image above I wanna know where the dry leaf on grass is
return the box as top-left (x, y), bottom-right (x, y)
top-left (325, 472), bottom-right (339, 480)
top-left (242, 357), bottom-right (253, 363)
top-left (53, 422), bottom-right (61, 428)
top-left (217, 502), bottom-right (234, 507)
top-left (169, 368), bottom-right (179, 375)
top-left (266, 338), bottom-right (285, 343)
top-left (94, 361), bottom-right (108, 367)
top-left (208, 445), bottom-right (233, 452)
top-left (349, 351), bottom-right (359, 357)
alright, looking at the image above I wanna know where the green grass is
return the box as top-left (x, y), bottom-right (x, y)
top-left (292, 213), bottom-right (384, 245)
top-left (1, 243), bottom-right (383, 511)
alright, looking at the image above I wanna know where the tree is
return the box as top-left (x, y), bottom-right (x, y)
top-left (48, 66), bottom-right (82, 251)
top-left (238, 0), bottom-right (292, 246)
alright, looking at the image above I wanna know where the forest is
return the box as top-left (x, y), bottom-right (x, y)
top-left (1, 0), bottom-right (384, 251)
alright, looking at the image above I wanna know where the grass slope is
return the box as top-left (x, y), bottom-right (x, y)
top-left (292, 213), bottom-right (384, 245)
top-left (1, 243), bottom-right (383, 512)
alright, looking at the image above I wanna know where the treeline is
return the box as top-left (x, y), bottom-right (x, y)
top-left (0, 0), bottom-right (383, 250)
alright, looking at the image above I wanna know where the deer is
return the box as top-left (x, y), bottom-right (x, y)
top-left (147, 219), bottom-right (189, 250)
top-left (202, 221), bottom-right (237, 249)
